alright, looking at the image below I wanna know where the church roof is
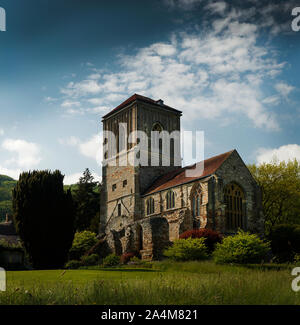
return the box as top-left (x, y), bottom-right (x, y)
top-left (102, 94), bottom-right (182, 119)
top-left (143, 150), bottom-right (235, 195)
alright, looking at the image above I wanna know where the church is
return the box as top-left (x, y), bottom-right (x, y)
top-left (99, 94), bottom-right (264, 260)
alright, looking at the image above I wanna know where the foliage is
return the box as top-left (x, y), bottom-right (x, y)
top-left (12, 170), bottom-right (75, 269)
top-left (120, 252), bottom-right (136, 264)
top-left (213, 230), bottom-right (270, 264)
top-left (81, 254), bottom-right (99, 266)
top-left (69, 230), bottom-right (98, 260)
top-left (179, 229), bottom-right (222, 252)
top-left (248, 160), bottom-right (300, 234)
top-left (164, 237), bottom-right (208, 261)
top-left (103, 253), bottom-right (121, 267)
top-left (268, 224), bottom-right (300, 262)
top-left (0, 175), bottom-right (17, 221)
top-left (65, 260), bottom-right (82, 269)
top-left (0, 238), bottom-right (23, 251)
top-left (72, 168), bottom-right (100, 232)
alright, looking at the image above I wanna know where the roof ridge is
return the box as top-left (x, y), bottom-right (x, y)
top-left (143, 150), bottom-right (235, 195)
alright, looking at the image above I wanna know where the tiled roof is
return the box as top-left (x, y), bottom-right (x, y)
top-left (143, 150), bottom-right (234, 195)
top-left (102, 94), bottom-right (182, 119)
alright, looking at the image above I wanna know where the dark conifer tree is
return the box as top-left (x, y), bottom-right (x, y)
top-left (12, 170), bottom-right (75, 269)
top-left (73, 168), bottom-right (100, 232)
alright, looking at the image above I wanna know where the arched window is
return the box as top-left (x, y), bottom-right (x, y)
top-left (152, 122), bottom-right (163, 133)
top-left (118, 123), bottom-right (127, 152)
top-left (192, 193), bottom-right (203, 217)
top-left (224, 183), bottom-right (245, 231)
top-left (146, 197), bottom-right (155, 215)
top-left (166, 190), bottom-right (175, 210)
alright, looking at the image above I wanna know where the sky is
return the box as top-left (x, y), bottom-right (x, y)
top-left (0, 0), bottom-right (300, 184)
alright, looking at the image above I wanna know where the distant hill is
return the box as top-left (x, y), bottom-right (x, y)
top-left (0, 175), bottom-right (17, 222)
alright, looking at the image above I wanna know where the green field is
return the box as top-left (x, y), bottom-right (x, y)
top-left (1, 261), bottom-right (299, 305)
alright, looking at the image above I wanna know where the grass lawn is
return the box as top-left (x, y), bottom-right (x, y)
top-left (1, 261), bottom-right (299, 305)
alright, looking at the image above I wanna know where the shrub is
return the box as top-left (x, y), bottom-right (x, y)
top-left (213, 230), bottom-right (270, 264)
top-left (269, 224), bottom-right (300, 262)
top-left (69, 231), bottom-right (98, 260)
top-left (179, 229), bottom-right (222, 252)
top-left (103, 254), bottom-right (121, 267)
top-left (65, 260), bottom-right (82, 269)
top-left (81, 254), bottom-right (99, 266)
top-left (163, 237), bottom-right (208, 261)
top-left (120, 252), bottom-right (136, 264)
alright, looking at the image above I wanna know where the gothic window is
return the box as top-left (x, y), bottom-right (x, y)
top-left (146, 197), bottom-right (155, 215)
top-left (224, 183), bottom-right (245, 231)
top-left (118, 123), bottom-right (126, 152)
top-left (118, 203), bottom-right (121, 217)
top-left (152, 122), bottom-right (163, 133)
top-left (166, 190), bottom-right (175, 210)
top-left (192, 193), bottom-right (203, 217)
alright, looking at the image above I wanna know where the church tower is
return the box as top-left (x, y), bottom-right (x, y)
top-left (99, 94), bottom-right (182, 234)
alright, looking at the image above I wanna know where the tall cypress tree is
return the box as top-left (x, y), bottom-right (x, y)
top-left (12, 170), bottom-right (75, 269)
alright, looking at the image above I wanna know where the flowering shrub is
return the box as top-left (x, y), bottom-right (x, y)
top-left (120, 252), bottom-right (136, 264)
top-left (213, 230), bottom-right (270, 264)
top-left (179, 229), bottom-right (222, 252)
top-left (163, 237), bottom-right (208, 261)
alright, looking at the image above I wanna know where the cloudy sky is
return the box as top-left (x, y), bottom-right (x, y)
top-left (0, 0), bottom-right (300, 184)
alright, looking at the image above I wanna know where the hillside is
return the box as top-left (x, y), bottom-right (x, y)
top-left (0, 175), bottom-right (17, 222)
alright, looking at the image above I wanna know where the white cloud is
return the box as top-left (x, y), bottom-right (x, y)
top-left (60, 134), bottom-right (102, 166)
top-left (1, 139), bottom-right (42, 169)
top-left (0, 166), bottom-right (21, 180)
top-left (61, 100), bottom-right (81, 108)
top-left (256, 144), bottom-right (300, 165)
top-left (0, 129), bottom-right (4, 136)
top-left (275, 82), bottom-right (295, 98)
top-left (57, 4), bottom-right (292, 130)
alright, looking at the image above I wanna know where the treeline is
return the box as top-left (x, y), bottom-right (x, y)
top-left (0, 174), bottom-right (17, 222)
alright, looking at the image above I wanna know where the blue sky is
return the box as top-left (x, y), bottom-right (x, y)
top-left (0, 0), bottom-right (300, 184)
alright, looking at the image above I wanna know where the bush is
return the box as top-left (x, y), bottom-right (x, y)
top-left (81, 254), bottom-right (99, 266)
top-left (103, 254), bottom-right (121, 267)
top-left (163, 237), bottom-right (208, 261)
top-left (65, 260), bottom-right (82, 269)
top-left (120, 252), bottom-right (136, 264)
top-left (69, 231), bottom-right (98, 260)
top-left (213, 230), bottom-right (270, 264)
top-left (179, 229), bottom-right (222, 252)
top-left (269, 224), bottom-right (300, 262)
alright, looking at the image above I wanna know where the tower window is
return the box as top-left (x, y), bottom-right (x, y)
top-left (112, 184), bottom-right (117, 191)
top-left (123, 180), bottom-right (127, 187)
top-left (118, 203), bottom-right (121, 216)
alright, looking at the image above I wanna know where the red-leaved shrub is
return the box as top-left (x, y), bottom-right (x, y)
top-left (179, 229), bottom-right (222, 252)
top-left (120, 252), bottom-right (136, 264)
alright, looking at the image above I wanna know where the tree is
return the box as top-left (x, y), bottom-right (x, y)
top-left (72, 168), bottom-right (100, 232)
top-left (248, 159), bottom-right (300, 235)
top-left (12, 170), bottom-right (75, 269)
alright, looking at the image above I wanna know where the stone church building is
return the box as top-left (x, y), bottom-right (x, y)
top-left (99, 94), bottom-right (264, 260)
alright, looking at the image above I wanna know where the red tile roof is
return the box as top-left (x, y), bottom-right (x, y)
top-left (102, 94), bottom-right (182, 119)
top-left (143, 150), bottom-right (234, 195)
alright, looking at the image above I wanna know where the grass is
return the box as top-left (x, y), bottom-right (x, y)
top-left (0, 260), bottom-right (299, 305)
